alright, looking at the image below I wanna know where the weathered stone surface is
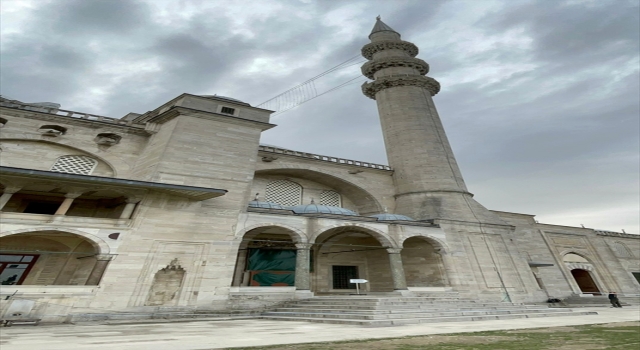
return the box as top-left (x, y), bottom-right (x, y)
top-left (0, 20), bottom-right (638, 324)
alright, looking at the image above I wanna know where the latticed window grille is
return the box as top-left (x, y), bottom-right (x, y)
top-left (319, 190), bottom-right (341, 207)
top-left (265, 180), bottom-right (302, 207)
top-left (50, 155), bottom-right (98, 175)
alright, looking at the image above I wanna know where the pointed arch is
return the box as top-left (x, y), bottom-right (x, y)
top-left (0, 227), bottom-right (111, 254)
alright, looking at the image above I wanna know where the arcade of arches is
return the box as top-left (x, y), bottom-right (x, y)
top-left (232, 225), bottom-right (447, 293)
top-left (0, 231), bottom-right (111, 286)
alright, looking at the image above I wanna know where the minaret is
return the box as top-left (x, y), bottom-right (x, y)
top-left (362, 17), bottom-right (503, 224)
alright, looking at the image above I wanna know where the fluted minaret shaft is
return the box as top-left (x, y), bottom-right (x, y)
top-left (362, 18), bottom-right (474, 220)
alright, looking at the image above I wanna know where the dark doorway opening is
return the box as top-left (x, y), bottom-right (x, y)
top-left (571, 269), bottom-right (600, 294)
top-left (332, 265), bottom-right (358, 289)
top-left (632, 272), bottom-right (640, 285)
top-left (23, 201), bottom-right (60, 215)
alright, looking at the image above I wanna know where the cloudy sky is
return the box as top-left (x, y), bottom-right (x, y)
top-left (1, 0), bottom-right (638, 233)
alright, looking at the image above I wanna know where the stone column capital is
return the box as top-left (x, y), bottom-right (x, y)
top-left (65, 192), bottom-right (83, 199)
top-left (125, 197), bottom-right (142, 204)
top-left (386, 248), bottom-right (402, 254)
top-left (295, 243), bottom-right (313, 250)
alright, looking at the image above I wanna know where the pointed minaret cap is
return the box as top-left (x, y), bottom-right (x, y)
top-left (369, 16), bottom-right (399, 38)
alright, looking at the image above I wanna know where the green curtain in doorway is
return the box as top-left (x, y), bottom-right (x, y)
top-left (247, 249), bottom-right (296, 286)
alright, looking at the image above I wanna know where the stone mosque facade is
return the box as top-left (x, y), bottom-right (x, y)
top-left (1, 19), bottom-right (639, 322)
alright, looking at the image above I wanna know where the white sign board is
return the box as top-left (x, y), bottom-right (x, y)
top-left (350, 279), bottom-right (368, 284)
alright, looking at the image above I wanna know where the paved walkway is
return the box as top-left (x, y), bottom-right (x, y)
top-left (1, 307), bottom-right (638, 350)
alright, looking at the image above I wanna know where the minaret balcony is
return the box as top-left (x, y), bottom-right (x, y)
top-left (361, 40), bottom-right (419, 60)
top-left (361, 57), bottom-right (429, 79)
top-left (362, 75), bottom-right (441, 99)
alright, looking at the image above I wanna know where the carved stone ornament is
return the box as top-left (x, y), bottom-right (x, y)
top-left (361, 40), bottom-right (419, 60)
top-left (38, 125), bottom-right (67, 137)
top-left (95, 133), bottom-right (122, 146)
top-left (261, 155), bottom-right (278, 162)
top-left (362, 75), bottom-right (441, 99)
top-left (361, 57), bottom-right (429, 79)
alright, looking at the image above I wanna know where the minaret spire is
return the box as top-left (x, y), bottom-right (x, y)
top-left (361, 18), bottom-right (505, 225)
top-left (370, 16), bottom-right (399, 38)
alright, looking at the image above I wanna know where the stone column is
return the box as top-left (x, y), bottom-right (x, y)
top-left (387, 248), bottom-right (408, 290)
top-left (54, 192), bottom-right (82, 215)
top-left (0, 187), bottom-right (21, 210)
top-left (119, 198), bottom-right (140, 219)
top-left (295, 243), bottom-right (312, 291)
top-left (86, 255), bottom-right (112, 285)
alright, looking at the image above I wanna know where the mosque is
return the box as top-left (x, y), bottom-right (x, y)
top-left (0, 18), bottom-right (638, 323)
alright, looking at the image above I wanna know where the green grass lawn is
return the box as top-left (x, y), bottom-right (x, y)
top-left (229, 321), bottom-right (640, 350)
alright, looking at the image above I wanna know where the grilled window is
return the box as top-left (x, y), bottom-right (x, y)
top-left (319, 190), bottom-right (341, 207)
top-left (265, 180), bottom-right (302, 207)
top-left (50, 155), bottom-right (98, 175)
top-left (221, 107), bottom-right (235, 115)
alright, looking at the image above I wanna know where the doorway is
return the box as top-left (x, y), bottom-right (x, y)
top-left (332, 265), bottom-right (358, 289)
top-left (571, 269), bottom-right (600, 294)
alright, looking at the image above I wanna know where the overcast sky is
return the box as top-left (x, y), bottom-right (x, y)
top-left (1, 0), bottom-right (638, 233)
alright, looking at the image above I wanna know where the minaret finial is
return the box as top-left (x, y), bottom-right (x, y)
top-left (310, 198), bottom-right (315, 204)
top-left (254, 193), bottom-right (259, 201)
top-left (369, 16), bottom-right (399, 38)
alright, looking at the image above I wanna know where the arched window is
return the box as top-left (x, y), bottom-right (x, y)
top-left (319, 190), bottom-right (341, 207)
top-left (265, 180), bottom-right (302, 207)
top-left (50, 155), bottom-right (98, 175)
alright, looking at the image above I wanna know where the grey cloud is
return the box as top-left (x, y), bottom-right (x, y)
top-left (486, 0), bottom-right (639, 62)
top-left (47, 0), bottom-right (152, 35)
top-left (1, 0), bottom-right (637, 232)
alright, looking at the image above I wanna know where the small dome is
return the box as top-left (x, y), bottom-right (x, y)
top-left (370, 213), bottom-right (415, 221)
top-left (248, 201), bottom-right (286, 210)
top-left (290, 204), bottom-right (358, 216)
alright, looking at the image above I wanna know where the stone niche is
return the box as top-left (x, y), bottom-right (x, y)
top-left (145, 259), bottom-right (186, 306)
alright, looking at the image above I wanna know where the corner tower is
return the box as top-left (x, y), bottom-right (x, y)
top-left (362, 17), bottom-right (503, 225)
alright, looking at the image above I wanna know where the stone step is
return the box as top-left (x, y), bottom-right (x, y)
top-left (273, 305), bottom-right (549, 313)
top-left (261, 310), bottom-right (598, 327)
top-left (305, 296), bottom-right (461, 301)
top-left (288, 299), bottom-right (468, 305)
top-left (279, 302), bottom-right (543, 310)
top-left (285, 301), bottom-right (537, 309)
top-left (263, 308), bottom-right (567, 320)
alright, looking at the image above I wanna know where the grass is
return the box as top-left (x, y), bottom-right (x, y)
top-left (228, 322), bottom-right (640, 350)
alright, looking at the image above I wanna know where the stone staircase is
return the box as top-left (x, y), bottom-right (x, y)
top-left (261, 292), bottom-right (598, 327)
top-left (553, 295), bottom-right (640, 308)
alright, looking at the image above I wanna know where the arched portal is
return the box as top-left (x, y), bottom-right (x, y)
top-left (312, 226), bottom-right (395, 293)
top-left (570, 269), bottom-right (600, 294)
top-left (562, 253), bottom-right (602, 295)
top-left (0, 230), bottom-right (107, 285)
top-left (232, 226), bottom-right (303, 287)
top-left (401, 236), bottom-right (447, 287)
